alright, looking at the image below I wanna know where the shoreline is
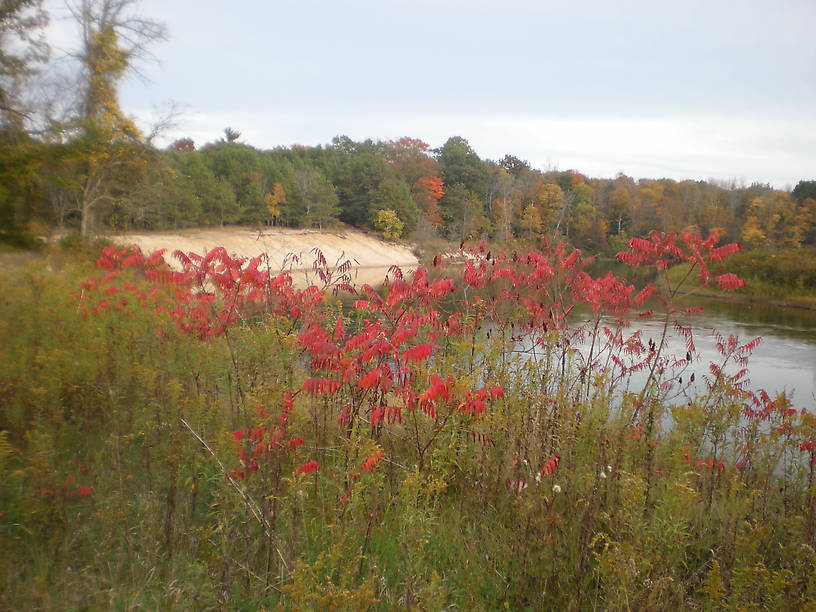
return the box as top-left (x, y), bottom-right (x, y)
top-left (672, 285), bottom-right (816, 313)
top-left (106, 226), bottom-right (419, 287)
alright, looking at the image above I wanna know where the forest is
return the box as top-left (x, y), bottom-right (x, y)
top-left (6, 120), bottom-right (816, 257)
top-left (2, 4), bottom-right (816, 260)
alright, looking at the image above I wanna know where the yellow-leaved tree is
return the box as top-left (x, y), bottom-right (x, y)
top-left (374, 209), bottom-right (404, 240)
top-left (66, 0), bottom-right (165, 237)
top-left (265, 182), bottom-right (285, 226)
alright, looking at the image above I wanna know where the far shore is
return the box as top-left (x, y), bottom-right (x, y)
top-left (673, 285), bottom-right (816, 312)
top-left (9, 227), bottom-right (814, 310)
top-left (107, 226), bottom-right (419, 287)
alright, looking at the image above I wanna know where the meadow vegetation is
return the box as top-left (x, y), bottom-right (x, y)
top-left (716, 248), bottom-right (816, 306)
top-left (3, 3), bottom-right (815, 606)
top-left (661, 247), bottom-right (816, 309)
top-left (1, 231), bottom-right (815, 610)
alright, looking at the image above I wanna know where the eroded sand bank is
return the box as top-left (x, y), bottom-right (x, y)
top-left (110, 227), bottom-right (419, 287)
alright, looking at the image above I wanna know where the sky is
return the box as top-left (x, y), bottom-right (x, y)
top-left (42, 0), bottom-right (816, 188)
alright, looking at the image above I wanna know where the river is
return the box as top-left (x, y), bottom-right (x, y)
top-left (369, 263), bottom-right (816, 410)
top-left (568, 297), bottom-right (816, 410)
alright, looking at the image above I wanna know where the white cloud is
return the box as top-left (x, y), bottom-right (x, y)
top-left (42, 0), bottom-right (816, 190)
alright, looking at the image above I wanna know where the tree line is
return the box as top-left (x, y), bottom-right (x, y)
top-left (2, 1), bottom-right (815, 252)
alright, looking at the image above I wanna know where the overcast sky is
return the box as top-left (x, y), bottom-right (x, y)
top-left (44, 0), bottom-right (816, 188)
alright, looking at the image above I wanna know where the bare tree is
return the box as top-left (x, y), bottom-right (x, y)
top-left (0, 0), bottom-right (49, 132)
top-left (552, 191), bottom-right (574, 241)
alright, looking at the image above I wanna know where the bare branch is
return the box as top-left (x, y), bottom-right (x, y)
top-left (180, 418), bottom-right (289, 571)
top-left (0, 0), bottom-right (49, 131)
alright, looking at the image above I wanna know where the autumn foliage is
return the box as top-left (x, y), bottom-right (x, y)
top-left (3, 229), bottom-right (816, 609)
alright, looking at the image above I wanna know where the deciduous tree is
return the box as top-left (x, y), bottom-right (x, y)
top-left (436, 136), bottom-right (490, 199)
top-left (266, 182), bottom-right (285, 226)
top-left (607, 185), bottom-right (632, 236)
top-left (520, 203), bottom-right (543, 240)
top-left (295, 167), bottom-right (339, 229)
top-left (440, 183), bottom-right (487, 240)
top-left (66, 0), bottom-right (166, 236)
top-left (0, 0), bottom-right (48, 133)
top-left (534, 182), bottom-right (564, 234)
top-left (373, 208), bottom-right (404, 240)
top-left (796, 197), bottom-right (816, 246)
top-left (381, 138), bottom-right (444, 227)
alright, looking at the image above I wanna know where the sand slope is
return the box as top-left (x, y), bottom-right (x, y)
top-left (110, 227), bottom-right (418, 287)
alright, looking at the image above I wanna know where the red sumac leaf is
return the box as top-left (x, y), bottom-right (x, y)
top-left (358, 368), bottom-right (381, 390)
top-left (296, 461), bottom-right (319, 475)
top-left (333, 315), bottom-right (346, 342)
top-left (302, 378), bottom-right (342, 395)
top-left (361, 448), bottom-right (385, 472)
top-left (715, 273), bottom-right (745, 291)
top-left (427, 278), bottom-right (454, 298)
top-left (708, 242), bottom-right (740, 262)
top-left (402, 343), bottom-right (437, 364)
top-left (633, 283), bottom-right (656, 305)
top-left (489, 386), bottom-right (505, 400)
top-left (541, 453), bottom-right (561, 476)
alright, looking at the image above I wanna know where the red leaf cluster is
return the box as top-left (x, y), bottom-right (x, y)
top-left (296, 461), bottom-right (320, 475)
top-left (540, 453), bottom-right (561, 477)
top-left (361, 448), bottom-right (385, 472)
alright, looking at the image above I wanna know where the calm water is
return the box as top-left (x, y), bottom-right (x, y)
top-left (570, 298), bottom-right (816, 410)
top-left (368, 267), bottom-right (816, 409)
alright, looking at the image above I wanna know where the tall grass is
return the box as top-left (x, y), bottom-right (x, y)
top-left (1, 234), bottom-right (815, 609)
top-left (666, 246), bottom-right (816, 307)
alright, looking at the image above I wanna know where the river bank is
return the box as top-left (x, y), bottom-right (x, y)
top-left (661, 254), bottom-right (816, 312)
top-left (106, 226), bottom-right (419, 287)
top-left (676, 285), bottom-right (816, 312)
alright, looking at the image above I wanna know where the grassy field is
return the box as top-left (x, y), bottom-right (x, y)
top-left (2, 236), bottom-right (815, 609)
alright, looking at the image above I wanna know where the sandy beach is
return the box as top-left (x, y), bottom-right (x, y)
top-left (109, 226), bottom-right (419, 287)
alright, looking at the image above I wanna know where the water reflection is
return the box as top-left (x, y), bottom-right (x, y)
top-left (683, 296), bottom-right (816, 340)
top-left (569, 298), bottom-right (816, 410)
